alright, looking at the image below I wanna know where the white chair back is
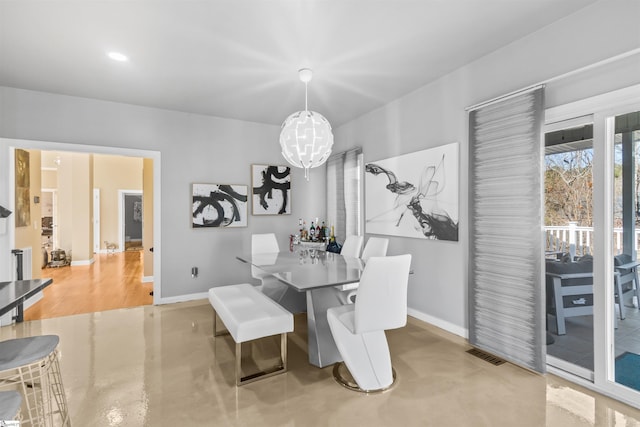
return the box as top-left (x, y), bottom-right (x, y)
top-left (354, 254), bottom-right (411, 334)
top-left (251, 233), bottom-right (279, 281)
top-left (252, 233), bottom-right (279, 254)
top-left (251, 233), bottom-right (306, 313)
top-left (340, 235), bottom-right (364, 258)
top-left (361, 237), bottom-right (389, 262)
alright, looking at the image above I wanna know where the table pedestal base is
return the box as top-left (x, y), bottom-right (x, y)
top-left (306, 288), bottom-right (343, 368)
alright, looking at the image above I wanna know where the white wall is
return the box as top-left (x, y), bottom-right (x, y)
top-left (333, 0), bottom-right (640, 336)
top-left (0, 0), bottom-right (637, 329)
top-left (0, 92), bottom-right (326, 298)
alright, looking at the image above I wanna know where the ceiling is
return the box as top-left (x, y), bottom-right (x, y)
top-left (0, 0), bottom-right (599, 128)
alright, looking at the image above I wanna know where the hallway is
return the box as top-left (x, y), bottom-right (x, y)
top-left (25, 250), bottom-right (153, 320)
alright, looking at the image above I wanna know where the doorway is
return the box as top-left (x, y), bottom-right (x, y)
top-left (610, 109), bottom-right (640, 393)
top-left (120, 190), bottom-right (143, 251)
top-left (40, 189), bottom-right (57, 266)
top-left (543, 86), bottom-right (640, 408)
top-left (1, 138), bottom-right (161, 307)
top-left (544, 117), bottom-right (595, 379)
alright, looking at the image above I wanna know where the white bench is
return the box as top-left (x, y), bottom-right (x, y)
top-left (208, 283), bottom-right (293, 386)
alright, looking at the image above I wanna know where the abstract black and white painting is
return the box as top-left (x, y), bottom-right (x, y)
top-left (251, 164), bottom-right (291, 215)
top-left (192, 183), bottom-right (248, 228)
top-left (365, 142), bottom-right (459, 241)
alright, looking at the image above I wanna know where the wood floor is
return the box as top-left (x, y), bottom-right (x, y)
top-left (24, 250), bottom-right (153, 321)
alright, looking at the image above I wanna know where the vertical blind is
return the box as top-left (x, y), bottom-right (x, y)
top-left (468, 87), bottom-right (545, 373)
top-left (326, 148), bottom-right (362, 242)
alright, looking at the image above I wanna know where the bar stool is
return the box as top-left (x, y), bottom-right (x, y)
top-left (0, 335), bottom-right (70, 426)
top-left (0, 390), bottom-right (22, 423)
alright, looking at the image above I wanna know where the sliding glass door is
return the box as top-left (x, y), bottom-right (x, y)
top-left (611, 109), bottom-right (640, 394)
top-left (546, 85), bottom-right (640, 407)
top-left (544, 117), bottom-right (595, 379)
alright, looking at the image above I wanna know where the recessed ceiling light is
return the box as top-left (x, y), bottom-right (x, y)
top-left (107, 51), bottom-right (128, 62)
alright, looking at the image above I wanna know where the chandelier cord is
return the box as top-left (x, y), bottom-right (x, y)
top-left (304, 81), bottom-right (308, 112)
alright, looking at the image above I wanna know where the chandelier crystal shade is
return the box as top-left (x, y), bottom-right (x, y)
top-left (279, 68), bottom-right (333, 180)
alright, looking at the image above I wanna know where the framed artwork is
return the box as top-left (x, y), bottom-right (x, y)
top-left (251, 164), bottom-right (291, 215)
top-left (15, 149), bottom-right (31, 227)
top-left (192, 183), bottom-right (248, 228)
top-left (365, 142), bottom-right (459, 241)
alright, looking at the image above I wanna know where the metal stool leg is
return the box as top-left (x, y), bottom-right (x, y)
top-left (47, 350), bottom-right (70, 426)
top-left (0, 341), bottom-right (70, 427)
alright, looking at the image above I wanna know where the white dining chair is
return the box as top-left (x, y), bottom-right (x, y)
top-left (338, 237), bottom-right (390, 304)
top-left (251, 233), bottom-right (280, 282)
top-left (251, 233), bottom-right (306, 313)
top-left (327, 254), bottom-right (411, 392)
top-left (333, 235), bottom-right (364, 299)
top-left (361, 237), bottom-right (389, 262)
top-left (340, 235), bottom-right (364, 258)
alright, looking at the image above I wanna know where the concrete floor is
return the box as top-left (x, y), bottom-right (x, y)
top-left (2, 299), bottom-right (640, 426)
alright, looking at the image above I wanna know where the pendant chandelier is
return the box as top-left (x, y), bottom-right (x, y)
top-left (279, 68), bottom-right (334, 180)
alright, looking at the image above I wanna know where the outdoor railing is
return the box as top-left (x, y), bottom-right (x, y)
top-left (545, 222), bottom-right (636, 257)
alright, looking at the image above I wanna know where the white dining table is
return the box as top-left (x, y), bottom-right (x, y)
top-left (236, 248), bottom-right (364, 368)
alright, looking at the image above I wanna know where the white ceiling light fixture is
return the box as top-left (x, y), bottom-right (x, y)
top-left (107, 51), bottom-right (128, 62)
top-left (279, 68), bottom-right (334, 181)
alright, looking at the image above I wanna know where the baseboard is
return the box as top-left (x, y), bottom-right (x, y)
top-left (152, 295), bottom-right (469, 338)
top-left (142, 276), bottom-right (154, 283)
top-left (157, 291), bottom-right (208, 305)
top-left (71, 258), bottom-right (95, 266)
top-left (407, 307), bottom-right (468, 339)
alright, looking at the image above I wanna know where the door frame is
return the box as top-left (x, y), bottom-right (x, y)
top-left (543, 113), bottom-right (595, 381)
top-left (545, 84), bottom-right (640, 409)
top-left (0, 138), bottom-right (162, 304)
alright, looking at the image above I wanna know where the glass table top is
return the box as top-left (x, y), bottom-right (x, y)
top-left (237, 249), bottom-right (364, 291)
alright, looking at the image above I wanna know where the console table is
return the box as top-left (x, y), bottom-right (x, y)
top-left (0, 278), bottom-right (53, 323)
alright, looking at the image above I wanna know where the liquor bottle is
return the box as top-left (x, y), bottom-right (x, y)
top-left (310, 222), bottom-right (316, 241)
top-left (302, 221), bottom-right (308, 241)
top-left (330, 225), bottom-right (335, 242)
top-left (319, 221), bottom-right (326, 241)
top-left (316, 223), bottom-right (321, 240)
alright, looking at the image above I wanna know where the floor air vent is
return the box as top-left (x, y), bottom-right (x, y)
top-left (466, 348), bottom-right (506, 366)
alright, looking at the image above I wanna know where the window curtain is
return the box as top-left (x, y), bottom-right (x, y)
top-left (326, 148), bottom-right (362, 243)
top-left (468, 87), bottom-right (545, 373)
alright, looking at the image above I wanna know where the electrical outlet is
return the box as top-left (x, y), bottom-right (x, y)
top-left (191, 267), bottom-right (198, 278)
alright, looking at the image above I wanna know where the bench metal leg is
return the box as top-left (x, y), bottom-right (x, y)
top-left (213, 311), bottom-right (229, 337)
top-left (211, 305), bottom-right (289, 386)
top-left (236, 333), bottom-right (288, 386)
